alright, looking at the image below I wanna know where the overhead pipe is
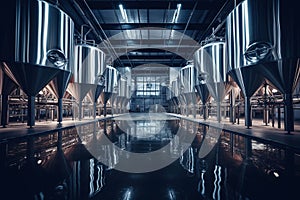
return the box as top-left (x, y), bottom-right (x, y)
top-left (197, 0), bottom-right (231, 44)
top-left (82, 0), bottom-right (122, 66)
top-left (111, 6), bottom-right (135, 68)
top-left (172, 1), bottom-right (198, 65)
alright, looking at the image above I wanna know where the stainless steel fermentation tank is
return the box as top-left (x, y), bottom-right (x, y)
top-left (166, 86), bottom-right (173, 112)
top-left (194, 52), bottom-right (209, 120)
top-left (172, 77), bottom-right (184, 113)
top-left (226, 0), bottom-right (300, 132)
top-left (179, 63), bottom-right (197, 117)
top-left (99, 66), bottom-right (119, 116)
top-left (171, 78), bottom-right (181, 114)
top-left (116, 77), bottom-right (128, 113)
top-left (227, 0), bottom-right (267, 128)
top-left (68, 44), bottom-right (106, 120)
top-left (0, 0), bottom-right (74, 127)
top-left (194, 41), bottom-right (230, 121)
top-left (114, 67), bottom-right (131, 113)
top-left (194, 77), bottom-right (210, 120)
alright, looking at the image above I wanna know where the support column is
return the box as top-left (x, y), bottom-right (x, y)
top-left (229, 90), bottom-right (235, 123)
top-left (230, 133), bottom-right (234, 156)
top-left (217, 102), bottom-right (221, 123)
top-left (271, 105), bottom-right (275, 127)
top-left (244, 138), bottom-right (252, 160)
top-left (79, 101), bottom-right (82, 121)
top-left (51, 108), bottom-right (55, 121)
top-left (104, 103), bottom-right (107, 117)
top-left (93, 103), bottom-right (97, 119)
top-left (263, 84), bottom-right (269, 126)
top-left (1, 93), bottom-right (9, 127)
top-left (278, 105), bottom-right (281, 129)
top-left (27, 96), bottom-right (35, 127)
top-left (203, 104), bottom-right (207, 120)
top-left (186, 104), bottom-right (189, 117)
top-left (244, 96), bottom-right (252, 128)
top-left (284, 93), bottom-right (294, 134)
top-left (192, 103), bottom-right (196, 118)
top-left (57, 98), bottom-right (63, 123)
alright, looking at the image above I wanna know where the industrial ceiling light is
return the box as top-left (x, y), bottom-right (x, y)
top-left (119, 4), bottom-right (129, 23)
top-left (171, 3), bottom-right (182, 23)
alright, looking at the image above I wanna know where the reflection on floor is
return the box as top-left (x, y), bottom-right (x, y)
top-left (0, 113), bottom-right (299, 199)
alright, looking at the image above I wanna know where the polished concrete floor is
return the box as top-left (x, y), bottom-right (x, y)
top-left (1, 112), bottom-right (300, 151)
top-left (0, 113), bottom-right (299, 199)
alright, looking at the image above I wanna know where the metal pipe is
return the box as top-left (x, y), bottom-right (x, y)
top-left (111, 6), bottom-right (134, 68)
top-left (173, 2), bottom-right (199, 63)
top-left (197, 0), bottom-right (230, 43)
top-left (82, 0), bottom-right (122, 66)
top-left (175, 1), bottom-right (198, 53)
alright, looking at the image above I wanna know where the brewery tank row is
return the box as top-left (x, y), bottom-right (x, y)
top-left (0, 0), bottom-right (299, 133)
top-left (168, 0), bottom-right (300, 133)
top-left (0, 0), bottom-right (129, 127)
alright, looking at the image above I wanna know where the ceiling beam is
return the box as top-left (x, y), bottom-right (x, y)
top-left (86, 1), bottom-right (214, 10)
top-left (118, 55), bottom-right (183, 60)
top-left (97, 23), bottom-right (209, 31)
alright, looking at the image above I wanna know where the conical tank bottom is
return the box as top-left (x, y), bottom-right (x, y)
top-left (172, 97), bottom-right (179, 106)
top-left (1, 71), bottom-right (17, 95)
top-left (261, 59), bottom-right (300, 95)
top-left (18, 158), bottom-right (48, 194)
top-left (48, 70), bottom-right (71, 99)
top-left (94, 85), bottom-right (105, 102)
top-left (67, 82), bottom-right (93, 102)
top-left (100, 92), bottom-right (113, 105)
top-left (195, 84), bottom-right (210, 105)
top-left (3, 62), bottom-right (60, 96)
top-left (261, 59), bottom-right (300, 132)
top-left (228, 66), bottom-right (264, 98)
top-left (89, 85), bottom-right (105, 103)
top-left (65, 143), bottom-right (93, 161)
top-left (183, 92), bottom-right (197, 105)
top-left (178, 94), bottom-right (186, 105)
top-left (114, 96), bottom-right (121, 108)
top-left (42, 149), bottom-right (71, 186)
top-left (207, 82), bottom-right (232, 103)
top-left (229, 66), bottom-right (264, 127)
top-left (109, 93), bottom-right (118, 106)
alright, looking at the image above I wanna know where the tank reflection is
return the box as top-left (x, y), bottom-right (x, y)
top-left (0, 117), bottom-right (299, 199)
